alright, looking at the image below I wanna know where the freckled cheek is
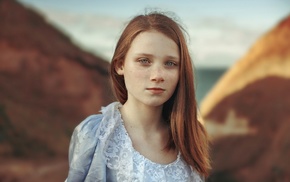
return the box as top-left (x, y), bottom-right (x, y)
top-left (166, 72), bottom-right (179, 85)
top-left (124, 70), bottom-right (147, 87)
top-left (128, 69), bottom-right (147, 79)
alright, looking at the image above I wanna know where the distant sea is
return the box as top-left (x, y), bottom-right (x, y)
top-left (195, 67), bottom-right (228, 105)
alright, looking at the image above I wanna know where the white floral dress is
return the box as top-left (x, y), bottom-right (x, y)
top-left (66, 102), bottom-right (204, 182)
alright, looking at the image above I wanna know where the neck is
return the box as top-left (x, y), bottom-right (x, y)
top-left (120, 101), bottom-right (165, 133)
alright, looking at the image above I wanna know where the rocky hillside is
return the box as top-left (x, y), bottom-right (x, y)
top-left (0, 0), bottom-right (114, 159)
top-left (201, 15), bottom-right (290, 182)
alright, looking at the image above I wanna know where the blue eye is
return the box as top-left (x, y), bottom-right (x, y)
top-left (165, 61), bottom-right (177, 67)
top-left (138, 58), bottom-right (150, 65)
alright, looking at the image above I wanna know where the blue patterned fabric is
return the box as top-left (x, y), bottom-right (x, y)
top-left (65, 102), bottom-right (203, 182)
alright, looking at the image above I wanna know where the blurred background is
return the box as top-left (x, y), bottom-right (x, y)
top-left (0, 0), bottom-right (289, 181)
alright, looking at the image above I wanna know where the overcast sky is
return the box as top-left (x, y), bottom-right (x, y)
top-left (18, 0), bottom-right (290, 68)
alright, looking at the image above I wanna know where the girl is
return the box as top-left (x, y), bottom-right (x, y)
top-left (66, 11), bottom-right (210, 182)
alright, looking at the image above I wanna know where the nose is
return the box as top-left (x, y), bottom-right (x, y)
top-left (150, 66), bottom-right (164, 82)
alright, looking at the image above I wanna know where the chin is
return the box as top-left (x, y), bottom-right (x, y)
top-left (143, 100), bottom-right (167, 108)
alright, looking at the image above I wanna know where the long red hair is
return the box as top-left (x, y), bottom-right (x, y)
top-left (110, 12), bottom-right (211, 177)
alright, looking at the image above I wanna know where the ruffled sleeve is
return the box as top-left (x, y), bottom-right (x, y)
top-left (66, 114), bottom-right (103, 182)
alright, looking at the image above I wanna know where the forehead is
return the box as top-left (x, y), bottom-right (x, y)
top-left (128, 30), bottom-right (180, 58)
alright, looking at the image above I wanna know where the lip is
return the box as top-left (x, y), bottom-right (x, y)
top-left (146, 87), bottom-right (165, 94)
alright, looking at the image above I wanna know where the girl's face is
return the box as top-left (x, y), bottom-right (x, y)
top-left (117, 30), bottom-right (180, 108)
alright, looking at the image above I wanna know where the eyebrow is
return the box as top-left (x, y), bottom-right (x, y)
top-left (135, 53), bottom-right (180, 61)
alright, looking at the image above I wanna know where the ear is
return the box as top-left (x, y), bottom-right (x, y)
top-left (115, 60), bottom-right (124, 75)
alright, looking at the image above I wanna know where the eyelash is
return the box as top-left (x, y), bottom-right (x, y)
top-left (138, 58), bottom-right (151, 65)
top-left (165, 61), bottom-right (177, 67)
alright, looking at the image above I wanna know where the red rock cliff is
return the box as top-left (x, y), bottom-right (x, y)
top-left (201, 15), bottom-right (290, 182)
top-left (0, 0), bottom-right (114, 158)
